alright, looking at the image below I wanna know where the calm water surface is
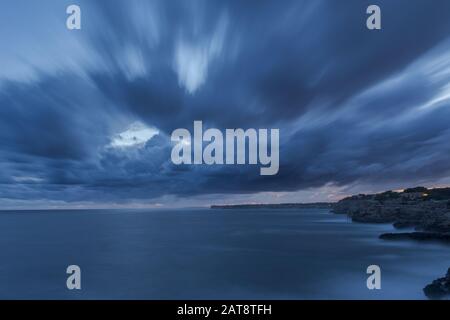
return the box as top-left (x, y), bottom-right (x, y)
top-left (0, 208), bottom-right (448, 299)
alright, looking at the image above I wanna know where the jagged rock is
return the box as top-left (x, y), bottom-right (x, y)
top-left (424, 268), bottom-right (450, 299)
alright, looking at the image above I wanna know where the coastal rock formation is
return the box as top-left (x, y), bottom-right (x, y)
top-left (332, 187), bottom-right (450, 236)
top-left (423, 268), bottom-right (450, 299)
top-left (333, 187), bottom-right (450, 299)
top-left (379, 232), bottom-right (450, 242)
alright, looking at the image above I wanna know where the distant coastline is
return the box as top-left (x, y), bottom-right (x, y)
top-left (212, 187), bottom-right (450, 299)
top-left (211, 202), bottom-right (333, 209)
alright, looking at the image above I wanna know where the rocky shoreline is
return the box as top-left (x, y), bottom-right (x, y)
top-left (332, 186), bottom-right (450, 299)
top-left (332, 187), bottom-right (450, 241)
top-left (423, 268), bottom-right (450, 299)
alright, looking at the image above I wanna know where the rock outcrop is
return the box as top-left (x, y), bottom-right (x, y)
top-left (379, 232), bottom-right (450, 242)
top-left (332, 187), bottom-right (450, 237)
top-left (424, 268), bottom-right (450, 299)
top-left (333, 187), bottom-right (450, 299)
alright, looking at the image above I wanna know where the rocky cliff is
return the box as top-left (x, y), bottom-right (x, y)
top-left (333, 187), bottom-right (450, 299)
top-left (332, 187), bottom-right (450, 236)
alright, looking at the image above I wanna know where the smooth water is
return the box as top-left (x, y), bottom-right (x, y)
top-left (0, 208), bottom-right (448, 299)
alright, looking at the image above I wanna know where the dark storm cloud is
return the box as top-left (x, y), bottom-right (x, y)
top-left (82, 0), bottom-right (450, 130)
top-left (1, 0), bottom-right (450, 205)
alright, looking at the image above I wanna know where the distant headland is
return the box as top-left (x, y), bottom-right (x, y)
top-left (211, 202), bottom-right (333, 209)
top-left (212, 187), bottom-right (450, 239)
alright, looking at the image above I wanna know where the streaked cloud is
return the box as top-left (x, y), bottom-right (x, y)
top-left (174, 13), bottom-right (228, 93)
top-left (0, 0), bottom-right (450, 207)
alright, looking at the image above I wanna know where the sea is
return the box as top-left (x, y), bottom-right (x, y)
top-left (0, 208), bottom-right (448, 299)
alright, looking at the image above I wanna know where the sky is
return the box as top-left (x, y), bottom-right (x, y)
top-left (1, 0), bottom-right (450, 209)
